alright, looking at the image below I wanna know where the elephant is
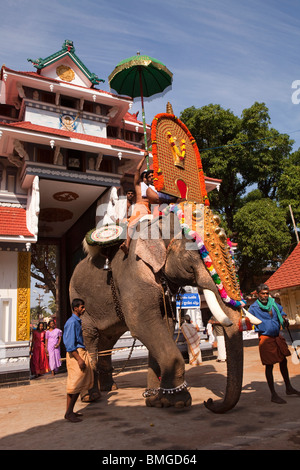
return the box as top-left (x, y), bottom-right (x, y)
top-left (69, 202), bottom-right (256, 413)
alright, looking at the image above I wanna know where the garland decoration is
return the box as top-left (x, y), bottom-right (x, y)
top-left (163, 203), bottom-right (246, 308)
top-left (151, 116), bottom-right (164, 191)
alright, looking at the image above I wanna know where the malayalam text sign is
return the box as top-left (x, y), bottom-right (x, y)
top-left (176, 293), bottom-right (200, 309)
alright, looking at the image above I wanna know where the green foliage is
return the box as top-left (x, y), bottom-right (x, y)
top-left (48, 295), bottom-right (57, 315)
top-left (233, 198), bottom-right (291, 265)
top-left (242, 189), bottom-right (263, 204)
top-left (31, 244), bottom-right (58, 298)
top-left (30, 305), bottom-right (46, 321)
top-left (277, 149), bottom-right (300, 231)
top-left (233, 198), bottom-right (292, 291)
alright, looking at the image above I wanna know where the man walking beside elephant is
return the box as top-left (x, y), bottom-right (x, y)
top-left (249, 284), bottom-right (300, 404)
top-left (63, 298), bottom-right (94, 422)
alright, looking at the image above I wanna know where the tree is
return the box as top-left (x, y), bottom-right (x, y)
top-left (31, 244), bottom-right (57, 299)
top-left (48, 295), bottom-right (57, 316)
top-left (277, 149), bottom-right (300, 239)
top-left (30, 305), bottom-right (46, 321)
top-left (180, 104), bottom-right (243, 229)
top-left (233, 193), bottom-right (291, 291)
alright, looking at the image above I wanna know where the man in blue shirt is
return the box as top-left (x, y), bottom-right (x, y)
top-left (63, 298), bottom-right (93, 422)
top-left (249, 284), bottom-right (300, 404)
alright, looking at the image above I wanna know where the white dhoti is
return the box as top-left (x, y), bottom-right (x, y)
top-left (181, 323), bottom-right (202, 366)
top-left (66, 348), bottom-right (94, 396)
top-left (216, 335), bottom-right (226, 361)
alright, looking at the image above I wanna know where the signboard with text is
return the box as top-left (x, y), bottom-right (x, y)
top-left (176, 293), bottom-right (200, 309)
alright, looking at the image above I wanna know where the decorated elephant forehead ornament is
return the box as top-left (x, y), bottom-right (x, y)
top-left (151, 102), bottom-right (209, 204)
top-left (153, 105), bottom-right (246, 308)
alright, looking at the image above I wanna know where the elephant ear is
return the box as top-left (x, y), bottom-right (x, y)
top-left (135, 220), bottom-right (167, 273)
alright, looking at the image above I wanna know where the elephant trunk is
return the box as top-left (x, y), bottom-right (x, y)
top-left (204, 323), bottom-right (243, 414)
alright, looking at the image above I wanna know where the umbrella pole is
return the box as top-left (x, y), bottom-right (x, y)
top-left (139, 68), bottom-right (150, 169)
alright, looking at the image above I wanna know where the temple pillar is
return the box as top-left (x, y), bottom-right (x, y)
top-left (17, 252), bottom-right (31, 341)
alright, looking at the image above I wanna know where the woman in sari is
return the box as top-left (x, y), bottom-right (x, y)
top-left (45, 320), bottom-right (62, 376)
top-left (30, 322), bottom-right (49, 377)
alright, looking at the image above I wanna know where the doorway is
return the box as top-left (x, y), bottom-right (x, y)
top-left (30, 240), bottom-right (61, 329)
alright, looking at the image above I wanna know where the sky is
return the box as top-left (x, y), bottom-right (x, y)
top-left (2, 0), bottom-right (300, 150)
top-left (2, 0), bottom-right (300, 310)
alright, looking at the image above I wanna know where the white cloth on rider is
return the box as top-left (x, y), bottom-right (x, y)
top-left (141, 182), bottom-right (157, 198)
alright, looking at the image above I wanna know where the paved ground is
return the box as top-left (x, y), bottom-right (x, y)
top-left (0, 344), bottom-right (300, 451)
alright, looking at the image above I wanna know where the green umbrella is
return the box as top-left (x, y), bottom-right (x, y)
top-left (108, 53), bottom-right (173, 168)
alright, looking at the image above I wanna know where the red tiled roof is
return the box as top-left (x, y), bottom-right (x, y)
top-left (266, 243), bottom-right (300, 290)
top-left (203, 175), bottom-right (222, 183)
top-left (0, 121), bottom-right (142, 152)
top-left (124, 112), bottom-right (140, 122)
top-left (0, 207), bottom-right (34, 237)
top-left (124, 111), bottom-right (148, 127)
top-left (1, 67), bottom-right (61, 84)
top-left (123, 111), bottom-right (150, 129)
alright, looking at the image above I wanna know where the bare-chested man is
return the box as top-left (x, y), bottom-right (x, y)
top-left (120, 154), bottom-right (156, 254)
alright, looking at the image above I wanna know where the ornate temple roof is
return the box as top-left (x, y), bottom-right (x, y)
top-left (27, 40), bottom-right (105, 86)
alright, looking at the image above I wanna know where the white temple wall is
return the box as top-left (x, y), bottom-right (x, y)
top-left (0, 251), bottom-right (18, 342)
top-left (24, 105), bottom-right (107, 137)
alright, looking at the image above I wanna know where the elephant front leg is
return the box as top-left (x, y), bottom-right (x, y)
top-left (97, 333), bottom-right (122, 391)
top-left (81, 326), bottom-right (101, 403)
top-left (145, 354), bottom-right (191, 409)
top-left (128, 311), bottom-right (191, 409)
top-left (144, 352), bottom-right (161, 403)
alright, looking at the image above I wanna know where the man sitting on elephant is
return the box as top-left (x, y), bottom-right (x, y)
top-left (120, 155), bottom-right (179, 254)
top-left (120, 153), bottom-right (154, 255)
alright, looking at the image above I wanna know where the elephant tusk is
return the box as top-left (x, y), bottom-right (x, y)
top-left (242, 308), bottom-right (262, 325)
top-left (203, 289), bottom-right (233, 327)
